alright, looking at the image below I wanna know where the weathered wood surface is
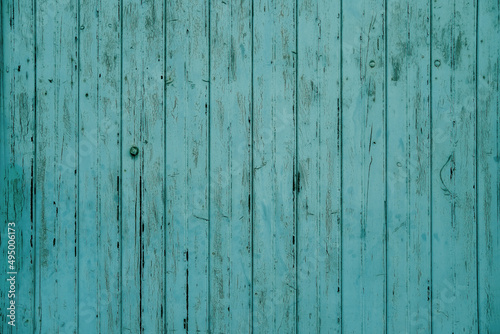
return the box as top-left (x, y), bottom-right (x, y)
top-left (165, 0), bottom-right (209, 332)
top-left (0, 0), bottom-right (499, 333)
top-left (78, 0), bottom-right (122, 332)
top-left (252, 0), bottom-right (296, 332)
top-left (387, 0), bottom-right (432, 332)
top-left (0, 1), bottom-right (36, 333)
top-left (477, 0), bottom-right (500, 332)
top-left (34, 0), bottom-right (80, 332)
top-left (297, 0), bottom-right (342, 332)
top-left (431, 0), bottom-right (478, 332)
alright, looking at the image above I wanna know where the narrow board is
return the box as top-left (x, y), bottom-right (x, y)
top-left (35, 0), bottom-right (79, 331)
top-left (165, 0), bottom-right (210, 332)
top-left (296, 0), bottom-right (342, 332)
top-left (386, 0), bottom-right (432, 332)
top-left (341, 0), bottom-right (387, 331)
top-left (431, 0), bottom-right (478, 331)
top-left (0, 0), bottom-right (36, 332)
top-left (121, 0), bottom-right (165, 332)
top-left (78, 0), bottom-right (122, 331)
top-left (252, 0), bottom-right (297, 332)
top-left (209, 0), bottom-right (253, 332)
top-left (477, 0), bottom-right (500, 331)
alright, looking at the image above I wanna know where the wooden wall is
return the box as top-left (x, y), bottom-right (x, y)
top-left (1, 0), bottom-right (499, 332)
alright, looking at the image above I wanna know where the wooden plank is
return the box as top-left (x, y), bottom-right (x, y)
top-left (0, 3), bottom-right (9, 331)
top-left (477, 0), bottom-right (500, 331)
top-left (341, 0), bottom-right (387, 331)
top-left (430, 0), bottom-right (478, 331)
top-left (165, 0), bottom-right (210, 332)
top-left (121, 0), bottom-right (165, 332)
top-left (209, 0), bottom-right (253, 332)
top-left (0, 2), bottom-right (35, 333)
top-left (386, 0), bottom-right (432, 332)
top-left (0, 2), bottom-right (3, 328)
top-left (77, 0), bottom-right (122, 332)
top-left (252, 0), bottom-right (297, 332)
top-left (120, 1), bottom-right (141, 330)
top-left (296, 0), bottom-right (342, 332)
top-left (0, 4), bottom-right (7, 328)
top-left (0, 3), bottom-right (6, 329)
top-left (1, 0), bottom-right (36, 332)
top-left (34, 0), bottom-right (79, 332)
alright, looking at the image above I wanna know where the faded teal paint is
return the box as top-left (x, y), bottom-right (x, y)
top-left (0, 0), bottom-right (499, 333)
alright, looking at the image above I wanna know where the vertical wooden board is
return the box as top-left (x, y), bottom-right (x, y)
top-left (93, 1), bottom-right (123, 330)
top-left (0, 2), bottom-right (5, 327)
top-left (0, 0), bottom-right (36, 332)
top-left (386, 2), bottom-right (409, 330)
top-left (386, 0), bottom-right (432, 332)
top-left (0, 2), bottom-right (7, 328)
top-left (120, 1), bottom-right (140, 330)
top-left (0, 3), bottom-right (9, 330)
top-left (34, 0), bottom-right (79, 332)
top-left (121, 0), bottom-right (165, 332)
top-left (0, 1), bottom-right (3, 326)
top-left (477, 0), bottom-right (500, 331)
top-left (78, 0), bottom-right (122, 332)
top-left (165, 0), bottom-right (209, 332)
top-left (252, 0), bottom-right (297, 332)
top-left (78, 0), bottom-right (100, 331)
top-left (341, 0), bottom-right (387, 331)
top-left (10, 0), bottom-right (36, 329)
top-left (431, 0), bottom-right (478, 331)
top-left (136, 1), bottom-right (165, 332)
top-left (296, 0), bottom-right (342, 332)
top-left (209, 0), bottom-right (252, 332)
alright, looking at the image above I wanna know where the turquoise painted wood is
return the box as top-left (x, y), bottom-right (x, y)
top-left (1, 0), bottom-right (499, 333)
top-left (387, 0), bottom-right (432, 332)
top-left (34, 0), bottom-right (79, 332)
top-left (297, 0), bottom-right (342, 331)
top-left (341, 0), bottom-right (386, 331)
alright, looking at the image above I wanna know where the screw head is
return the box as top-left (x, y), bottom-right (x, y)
top-left (434, 59), bottom-right (441, 67)
top-left (130, 146), bottom-right (139, 157)
top-left (369, 60), bottom-right (376, 68)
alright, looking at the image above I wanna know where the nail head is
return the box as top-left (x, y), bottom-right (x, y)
top-left (130, 146), bottom-right (139, 157)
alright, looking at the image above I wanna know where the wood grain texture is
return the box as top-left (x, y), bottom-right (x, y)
top-left (1, 0), bottom-right (500, 332)
top-left (34, 0), bottom-right (80, 332)
top-left (477, 0), bottom-right (500, 331)
top-left (209, 0), bottom-right (253, 332)
top-left (0, 3), bottom-right (5, 328)
top-left (165, 0), bottom-right (210, 332)
top-left (431, 0), bottom-right (478, 331)
top-left (121, 0), bottom-right (165, 332)
top-left (78, 0), bottom-right (121, 332)
top-left (297, 0), bottom-right (342, 332)
top-left (252, 0), bottom-right (297, 332)
top-left (0, 1), bottom-right (36, 332)
top-left (341, 0), bottom-right (387, 331)
top-left (386, 0), bottom-right (432, 332)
